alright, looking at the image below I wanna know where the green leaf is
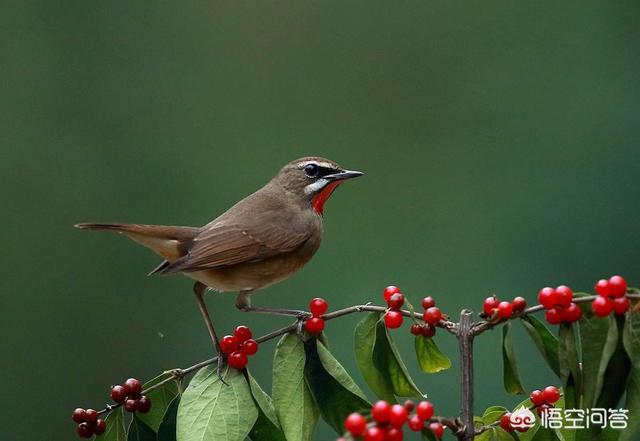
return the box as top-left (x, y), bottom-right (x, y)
top-left (520, 315), bottom-right (561, 377)
top-left (272, 333), bottom-right (319, 441)
top-left (621, 311), bottom-right (640, 441)
top-left (415, 336), bottom-right (452, 373)
top-left (558, 323), bottom-right (581, 409)
top-left (354, 313), bottom-right (423, 399)
top-left (96, 408), bottom-right (127, 441)
top-left (128, 416), bottom-right (156, 441)
top-left (157, 397), bottom-right (179, 441)
top-left (304, 339), bottom-right (370, 433)
top-left (176, 366), bottom-right (258, 441)
top-left (578, 306), bottom-right (616, 408)
top-left (531, 427), bottom-right (561, 441)
top-left (247, 374), bottom-right (286, 441)
top-left (137, 373), bottom-right (180, 432)
top-left (421, 428), bottom-right (437, 441)
top-left (594, 314), bottom-right (630, 409)
top-left (502, 322), bottom-right (526, 394)
top-left (354, 312), bottom-right (396, 401)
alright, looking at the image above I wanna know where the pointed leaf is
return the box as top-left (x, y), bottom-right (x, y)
top-left (558, 323), bottom-right (581, 409)
top-left (354, 312), bottom-right (396, 401)
top-left (157, 397), bottom-right (179, 441)
top-left (520, 315), bottom-right (561, 377)
top-left (594, 314), bottom-right (630, 409)
top-left (304, 339), bottom-right (370, 433)
top-left (621, 310), bottom-right (640, 441)
top-left (415, 336), bottom-right (451, 373)
top-left (247, 374), bottom-right (286, 441)
top-left (96, 407), bottom-right (126, 441)
top-left (272, 333), bottom-right (319, 441)
top-left (137, 373), bottom-right (180, 432)
top-left (378, 318), bottom-right (423, 397)
top-left (502, 322), bottom-right (526, 394)
top-left (176, 366), bottom-right (258, 441)
top-left (128, 416), bottom-right (156, 441)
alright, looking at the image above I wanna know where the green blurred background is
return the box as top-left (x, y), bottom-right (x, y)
top-left (2, 1), bottom-right (640, 439)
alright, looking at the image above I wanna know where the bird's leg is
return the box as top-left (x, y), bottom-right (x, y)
top-left (236, 291), bottom-right (311, 333)
top-left (193, 282), bottom-right (226, 383)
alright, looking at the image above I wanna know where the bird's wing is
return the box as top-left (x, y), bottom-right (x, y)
top-left (158, 219), bottom-right (310, 273)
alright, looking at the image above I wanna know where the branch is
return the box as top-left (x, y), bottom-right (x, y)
top-left (99, 302), bottom-right (457, 415)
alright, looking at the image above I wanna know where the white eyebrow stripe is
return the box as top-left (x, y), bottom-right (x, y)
top-left (298, 160), bottom-right (336, 169)
top-left (304, 178), bottom-right (329, 195)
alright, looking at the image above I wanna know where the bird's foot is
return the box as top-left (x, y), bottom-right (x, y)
top-left (295, 311), bottom-right (313, 335)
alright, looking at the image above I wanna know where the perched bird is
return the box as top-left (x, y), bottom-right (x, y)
top-left (76, 156), bottom-right (362, 372)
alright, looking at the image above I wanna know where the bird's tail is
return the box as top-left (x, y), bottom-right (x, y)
top-left (75, 222), bottom-right (200, 267)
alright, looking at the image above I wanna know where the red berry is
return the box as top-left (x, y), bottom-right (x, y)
top-left (220, 335), bottom-right (240, 354)
top-left (124, 378), bottom-right (142, 397)
top-left (228, 351), bottom-right (248, 369)
top-left (543, 386), bottom-right (560, 403)
top-left (94, 419), bottom-right (106, 435)
top-left (422, 296), bottom-right (436, 309)
top-left (389, 404), bottom-right (408, 427)
top-left (423, 307), bottom-right (442, 325)
top-left (408, 415), bottom-right (424, 431)
top-left (538, 287), bottom-right (557, 309)
top-left (84, 409), bottom-right (98, 423)
top-left (72, 408), bottom-right (86, 424)
top-left (537, 403), bottom-right (552, 417)
top-left (383, 286), bottom-right (401, 301)
top-left (429, 422), bottom-right (444, 439)
top-left (309, 297), bottom-right (328, 316)
top-left (76, 423), bottom-right (94, 438)
top-left (561, 303), bottom-right (582, 323)
top-left (529, 389), bottom-right (545, 406)
top-left (614, 296), bottom-right (630, 314)
top-left (384, 311), bottom-right (404, 329)
top-left (555, 285), bottom-right (573, 307)
top-left (384, 427), bottom-right (404, 441)
top-left (137, 395), bottom-right (152, 413)
top-left (512, 296), bottom-right (527, 312)
top-left (371, 400), bottom-right (392, 423)
top-left (410, 324), bottom-right (422, 335)
top-left (500, 413), bottom-right (514, 432)
top-left (345, 412), bottom-right (367, 436)
top-left (592, 296), bottom-right (614, 317)
top-left (365, 426), bottom-right (385, 441)
top-left (403, 400), bottom-right (415, 412)
top-left (595, 279), bottom-right (610, 296)
top-left (241, 339), bottom-right (259, 355)
top-left (421, 324), bottom-right (436, 338)
top-left (234, 325), bottom-right (253, 342)
top-left (483, 296), bottom-right (500, 315)
top-left (497, 301), bottom-right (513, 319)
top-left (416, 400), bottom-right (434, 420)
top-left (305, 317), bottom-right (325, 334)
top-left (545, 308), bottom-right (562, 325)
top-left (124, 399), bottom-right (138, 413)
top-left (110, 385), bottom-right (127, 403)
top-left (609, 275), bottom-right (627, 298)
top-left (387, 293), bottom-right (405, 310)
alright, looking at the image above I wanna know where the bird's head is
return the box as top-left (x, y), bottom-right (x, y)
top-left (274, 157), bottom-right (363, 215)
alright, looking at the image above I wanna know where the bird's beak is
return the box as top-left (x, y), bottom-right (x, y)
top-left (324, 170), bottom-right (364, 181)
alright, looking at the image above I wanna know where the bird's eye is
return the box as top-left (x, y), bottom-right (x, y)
top-left (304, 164), bottom-right (319, 178)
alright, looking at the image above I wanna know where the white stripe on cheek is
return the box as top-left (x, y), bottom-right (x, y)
top-left (304, 179), bottom-right (329, 195)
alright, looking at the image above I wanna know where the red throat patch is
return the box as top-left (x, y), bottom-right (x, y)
top-left (312, 181), bottom-right (342, 215)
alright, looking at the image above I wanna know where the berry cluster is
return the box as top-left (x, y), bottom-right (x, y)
top-left (538, 285), bottom-right (581, 325)
top-left (220, 326), bottom-right (259, 370)
top-left (592, 275), bottom-right (629, 317)
top-left (72, 408), bottom-right (106, 438)
top-left (499, 386), bottom-right (560, 433)
top-left (383, 286), bottom-right (405, 329)
top-left (305, 297), bottom-right (328, 334)
top-left (409, 296), bottom-right (439, 337)
top-left (341, 400), bottom-right (444, 440)
top-left (482, 295), bottom-right (527, 319)
top-left (110, 378), bottom-right (151, 414)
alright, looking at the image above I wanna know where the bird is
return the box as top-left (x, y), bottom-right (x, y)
top-left (76, 156), bottom-right (362, 374)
